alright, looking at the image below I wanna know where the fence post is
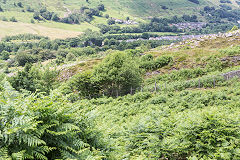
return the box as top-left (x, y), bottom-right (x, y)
top-left (102, 91), bottom-right (105, 97)
top-left (198, 79), bottom-right (201, 88)
top-left (213, 77), bottom-right (215, 88)
top-left (154, 80), bottom-right (157, 92)
top-left (130, 86), bottom-right (133, 95)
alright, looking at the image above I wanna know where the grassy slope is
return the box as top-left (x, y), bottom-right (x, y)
top-left (0, 21), bottom-right (85, 39)
top-left (0, 0), bottom-right (99, 39)
top-left (71, 32), bottom-right (240, 159)
top-left (61, 0), bottom-right (239, 18)
top-left (0, 0), bottom-right (239, 39)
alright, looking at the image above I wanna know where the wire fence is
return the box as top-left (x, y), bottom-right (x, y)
top-left (107, 70), bottom-right (240, 97)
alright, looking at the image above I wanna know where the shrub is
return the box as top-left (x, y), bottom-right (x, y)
top-left (14, 52), bottom-right (38, 66)
top-left (0, 88), bottom-right (107, 159)
top-left (154, 56), bottom-right (173, 69)
top-left (0, 51), bottom-right (10, 60)
top-left (160, 107), bottom-right (240, 159)
top-left (69, 71), bottom-right (100, 98)
top-left (1, 16), bottom-right (7, 21)
top-left (220, 45), bottom-right (240, 56)
top-left (107, 19), bottom-right (115, 25)
top-left (66, 52), bottom-right (76, 61)
top-left (10, 16), bottom-right (17, 22)
top-left (8, 63), bottom-right (58, 94)
top-left (93, 51), bottom-right (143, 96)
top-left (140, 55), bottom-right (173, 71)
top-left (0, 6), bottom-right (3, 12)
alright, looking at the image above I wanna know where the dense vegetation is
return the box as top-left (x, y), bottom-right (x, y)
top-left (0, 0), bottom-right (240, 159)
top-left (0, 0), bottom-right (239, 39)
top-left (1, 27), bottom-right (240, 159)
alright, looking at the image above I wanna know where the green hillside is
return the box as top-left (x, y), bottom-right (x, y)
top-left (2, 0), bottom-right (239, 18)
top-left (1, 0), bottom-right (240, 159)
top-left (0, 0), bottom-right (240, 160)
top-left (0, 28), bottom-right (240, 159)
top-left (0, 0), bottom-right (239, 39)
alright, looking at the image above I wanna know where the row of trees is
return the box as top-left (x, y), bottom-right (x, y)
top-left (33, 4), bottom-right (105, 24)
top-left (99, 15), bottom-right (198, 34)
top-left (7, 50), bottom-right (174, 99)
top-left (201, 6), bottom-right (240, 23)
top-left (0, 32), bottom-right (175, 67)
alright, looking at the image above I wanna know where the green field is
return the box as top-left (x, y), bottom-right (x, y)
top-left (1, 29), bottom-right (240, 159)
top-left (1, 0), bottom-right (239, 20)
top-left (0, 0), bottom-right (238, 39)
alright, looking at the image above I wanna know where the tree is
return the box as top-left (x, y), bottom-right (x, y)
top-left (10, 17), bottom-right (17, 22)
top-left (104, 14), bottom-right (109, 19)
top-left (107, 19), bottom-right (115, 25)
top-left (188, 0), bottom-right (200, 4)
top-left (0, 51), bottom-right (9, 60)
top-left (69, 71), bottom-right (100, 98)
top-left (14, 52), bottom-right (38, 66)
top-left (66, 52), bottom-right (76, 61)
top-left (33, 12), bottom-right (41, 20)
top-left (8, 63), bottom-right (58, 93)
top-left (26, 6), bottom-right (34, 12)
top-left (97, 4), bottom-right (105, 11)
top-left (52, 14), bottom-right (60, 21)
top-left (93, 51), bottom-right (143, 96)
top-left (79, 29), bottom-right (103, 47)
top-left (2, 16), bottom-right (7, 21)
top-left (17, 2), bottom-right (23, 8)
top-left (0, 6), bottom-right (3, 12)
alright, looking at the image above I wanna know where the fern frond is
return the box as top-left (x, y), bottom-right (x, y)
top-left (0, 147), bottom-right (10, 160)
top-left (11, 150), bottom-right (26, 160)
top-left (21, 134), bottom-right (46, 147)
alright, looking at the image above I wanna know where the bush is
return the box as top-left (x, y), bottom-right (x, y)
top-left (15, 52), bottom-right (38, 66)
top-left (93, 51), bottom-right (143, 96)
top-left (220, 45), bottom-right (240, 56)
top-left (8, 63), bottom-right (58, 93)
top-left (10, 16), bottom-right (17, 22)
top-left (107, 19), bottom-right (115, 25)
top-left (0, 88), bottom-right (107, 159)
top-left (1, 16), bottom-right (7, 21)
top-left (154, 56), bottom-right (173, 68)
top-left (69, 71), bottom-right (100, 98)
top-left (140, 55), bottom-right (173, 71)
top-left (0, 51), bottom-right (10, 60)
top-left (66, 52), bottom-right (76, 61)
top-left (160, 107), bottom-right (240, 159)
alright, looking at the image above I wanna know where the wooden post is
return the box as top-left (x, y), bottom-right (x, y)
top-left (130, 86), bottom-right (133, 95)
top-left (154, 80), bottom-right (157, 92)
top-left (213, 77), bottom-right (215, 88)
top-left (198, 79), bottom-right (201, 88)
